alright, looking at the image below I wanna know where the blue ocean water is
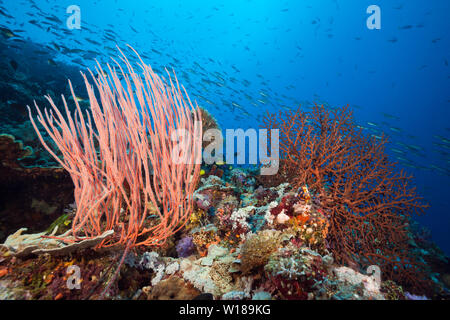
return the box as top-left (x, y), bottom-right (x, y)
top-left (1, 0), bottom-right (449, 253)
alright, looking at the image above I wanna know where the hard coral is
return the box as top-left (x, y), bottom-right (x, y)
top-left (145, 276), bottom-right (201, 300)
top-left (240, 230), bottom-right (283, 274)
top-left (0, 134), bottom-right (73, 241)
top-left (191, 225), bottom-right (220, 257)
top-left (1, 249), bottom-right (120, 300)
top-left (176, 236), bottom-right (196, 258)
top-left (199, 107), bottom-right (221, 151)
top-left (262, 103), bottom-right (431, 294)
top-left (0, 134), bottom-right (33, 166)
top-left (264, 246), bottom-right (329, 300)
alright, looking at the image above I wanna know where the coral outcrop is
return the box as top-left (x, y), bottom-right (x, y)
top-left (262, 103), bottom-right (431, 294)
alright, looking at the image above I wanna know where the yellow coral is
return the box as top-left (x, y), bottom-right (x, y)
top-left (192, 229), bottom-right (219, 257)
top-left (240, 230), bottom-right (283, 274)
top-left (186, 210), bottom-right (207, 230)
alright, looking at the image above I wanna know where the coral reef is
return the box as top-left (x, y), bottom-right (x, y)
top-left (0, 159), bottom-right (448, 300)
top-left (0, 19), bottom-right (448, 302)
top-left (262, 103), bottom-right (431, 294)
top-left (0, 97), bottom-right (448, 300)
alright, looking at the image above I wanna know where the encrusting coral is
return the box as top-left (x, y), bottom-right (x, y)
top-left (0, 228), bottom-right (113, 258)
top-left (240, 230), bottom-right (283, 274)
top-left (144, 276), bottom-right (201, 300)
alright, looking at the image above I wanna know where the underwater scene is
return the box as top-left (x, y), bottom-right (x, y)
top-left (0, 0), bottom-right (449, 303)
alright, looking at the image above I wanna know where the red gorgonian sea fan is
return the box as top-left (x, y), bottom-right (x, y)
top-left (262, 103), bottom-right (431, 294)
top-left (27, 45), bottom-right (202, 250)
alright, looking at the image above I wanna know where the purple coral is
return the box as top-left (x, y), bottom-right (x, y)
top-left (404, 292), bottom-right (429, 300)
top-left (176, 236), bottom-right (195, 258)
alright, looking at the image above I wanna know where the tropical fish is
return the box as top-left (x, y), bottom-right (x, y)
top-left (390, 148), bottom-right (405, 155)
top-left (382, 113), bottom-right (400, 120)
top-left (389, 127), bottom-right (402, 133)
top-left (9, 59), bottom-right (18, 71)
top-left (0, 27), bottom-right (17, 38)
top-left (434, 135), bottom-right (450, 144)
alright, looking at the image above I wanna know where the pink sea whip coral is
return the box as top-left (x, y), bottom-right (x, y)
top-left (27, 45), bottom-right (202, 250)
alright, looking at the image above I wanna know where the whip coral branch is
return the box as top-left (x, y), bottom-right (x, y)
top-left (27, 45), bottom-right (202, 250)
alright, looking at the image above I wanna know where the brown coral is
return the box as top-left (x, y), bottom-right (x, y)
top-left (199, 107), bottom-right (221, 150)
top-left (146, 276), bottom-right (200, 300)
top-left (240, 230), bottom-right (283, 274)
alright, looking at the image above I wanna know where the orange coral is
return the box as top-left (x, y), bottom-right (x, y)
top-left (28, 45), bottom-right (202, 250)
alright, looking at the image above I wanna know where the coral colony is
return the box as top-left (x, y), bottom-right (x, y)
top-left (0, 46), bottom-right (448, 301)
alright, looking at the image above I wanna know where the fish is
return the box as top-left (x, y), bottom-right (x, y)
top-left (51, 42), bottom-right (61, 51)
top-left (0, 7), bottom-right (13, 19)
top-left (434, 135), bottom-right (450, 144)
top-left (390, 148), bottom-right (405, 154)
top-left (33, 49), bottom-right (49, 55)
top-left (86, 39), bottom-right (102, 46)
top-left (429, 165), bottom-right (450, 175)
top-left (69, 95), bottom-right (87, 103)
top-left (433, 142), bottom-right (450, 150)
top-left (405, 144), bottom-right (424, 152)
top-left (0, 27), bottom-right (17, 38)
top-left (231, 102), bottom-right (243, 110)
top-left (9, 59), bottom-right (18, 71)
top-left (389, 127), bottom-right (402, 133)
top-left (382, 113), bottom-right (400, 120)
top-left (396, 156), bottom-right (414, 164)
top-left (45, 15), bottom-right (63, 24)
top-left (47, 59), bottom-right (57, 66)
top-left (62, 48), bottom-right (85, 54)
